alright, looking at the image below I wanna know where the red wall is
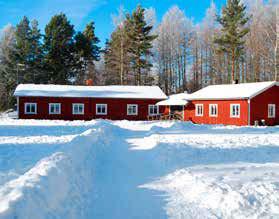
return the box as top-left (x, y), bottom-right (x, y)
top-left (184, 99), bottom-right (249, 126)
top-left (18, 96), bottom-right (165, 121)
top-left (250, 85), bottom-right (279, 126)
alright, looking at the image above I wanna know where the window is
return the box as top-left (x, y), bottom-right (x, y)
top-left (230, 104), bottom-right (240, 118)
top-left (127, 104), bottom-right (138, 115)
top-left (72, 103), bottom-right (84, 115)
top-left (49, 103), bottom-right (61, 115)
top-left (268, 104), bottom-right (276, 118)
top-left (148, 105), bottom-right (159, 115)
top-left (96, 104), bottom-right (107, 115)
top-left (24, 103), bottom-right (37, 114)
top-left (195, 104), bottom-right (203, 116)
top-left (209, 104), bottom-right (218, 117)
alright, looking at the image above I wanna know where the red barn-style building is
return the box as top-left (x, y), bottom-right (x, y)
top-left (14, 84), bottom-right (167, 121)
top-left (157, 81), bottom-right (279, 126)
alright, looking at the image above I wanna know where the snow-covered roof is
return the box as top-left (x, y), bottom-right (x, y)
top-left (187, 81), bottom-right (277, 100)
top-left (14, 84), bottom-right (167, 99)
top-left (156, 93), bottom-right (190, 106)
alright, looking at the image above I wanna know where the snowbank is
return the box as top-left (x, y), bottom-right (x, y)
top-left (0, 126), bottom-right (111, 218)
top-left (142, 163), bottom-right (279, 218)
top-left (0, 118), bottom-right (278, 218)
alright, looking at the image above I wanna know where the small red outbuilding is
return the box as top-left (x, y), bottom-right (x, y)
top-left (14, 84), bottom-right (167, 121)
top-left (158, 81), bottom-right (279, 126)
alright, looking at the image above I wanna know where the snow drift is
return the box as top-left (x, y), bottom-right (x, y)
top-left (0, 118), bottom-right (278, 218)
top-left (0, 123), bottom-right (117, 219)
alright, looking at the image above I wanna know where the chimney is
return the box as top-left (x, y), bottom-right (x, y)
top-left (86, 79), bottom-right (93, 86)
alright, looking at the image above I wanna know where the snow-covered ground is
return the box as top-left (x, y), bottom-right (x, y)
top-left (0, 116), bottom-right (278, 219)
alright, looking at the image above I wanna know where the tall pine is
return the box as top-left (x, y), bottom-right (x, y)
top-left (73, 22), bottom-right (100, 85)
top-left (14, 16), bottom-right (32, 83)
top-left (104, 25), bottom-right (131, 85)
top-left (215, 0), bottom-right (249, 82)
top-left (44, 13), bottom-right (75, 84)
top-left (14, 17), bottom-right (43, 84)
top-left (126, 5), bottom-right (157, 85)
top-left (83, 22), bottom-right (100, 83)
top-left (74, 32), bottom-right (91, 84)
top-left (29, 20), bottom-right (43, 83)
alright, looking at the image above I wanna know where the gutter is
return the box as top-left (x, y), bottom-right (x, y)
top-left (248, 98), bottom-right (251, 126)
top-left (17, 97), bottom-right (19, 119)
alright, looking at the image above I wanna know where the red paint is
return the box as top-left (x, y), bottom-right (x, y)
top-left (183, 85), bottom-right (279, 126)
top-left (184, 99), bottom-right (249, 126)
top-left (17, 84), bottom-right (279, 125)
top-left (250, 85), bottom-right (279, 126)
top-left (18, 97), bottom-right (165, 121)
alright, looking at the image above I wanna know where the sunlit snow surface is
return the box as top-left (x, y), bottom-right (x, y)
top-left (0, 115), bottom-right (278, 219)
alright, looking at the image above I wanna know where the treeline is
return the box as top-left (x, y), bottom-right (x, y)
top-left (153, 0), bottom-right (278, 94)
top-left (103, 0), bottom-right (278, 94)
top-left (0, 14), bottom-right (100, 109)
top-left (0, 0), bottom-right (278, 111)
top-left (103, 6), bottom-right (157, 85)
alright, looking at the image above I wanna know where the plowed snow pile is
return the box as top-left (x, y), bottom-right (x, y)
top-left (0, 117), bottom-right (278, 219)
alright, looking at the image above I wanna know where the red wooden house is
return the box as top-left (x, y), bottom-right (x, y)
top-left (157, 81), bottom-right (279, 126)
top-left (14, 84), bottom-right (167, 120)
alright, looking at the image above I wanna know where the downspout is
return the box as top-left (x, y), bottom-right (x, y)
top-left (248, 98), bottom-right (251, 126)
top-left (183, 105), bottom-right (185, 121)
top-left (17, 97), bottom-right (19, 119)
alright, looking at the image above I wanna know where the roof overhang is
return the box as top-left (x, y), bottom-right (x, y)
top-left (187, 81), bottom-right (277, 100)
top-left (13, 84), bottom-right (168, 100)
top-left (186, 97), bottom-right (249, 101)
top-left (156, 99), bottom-right (188, 106)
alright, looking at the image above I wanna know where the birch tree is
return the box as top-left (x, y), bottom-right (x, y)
top-left (0, 24), bottom-right (17, 110)
top-left (154, 6), bottom-right (194, 94)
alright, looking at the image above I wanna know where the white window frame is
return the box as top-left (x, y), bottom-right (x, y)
top-left (24, 103), bottom-right (37, 115)
top-left (148, 105), bottom-right (159, 115)
top-left (49, 103), bottom-right (61, 115)
top-left (127, 104), bottom-right (138, 116)
top-left (268, 104), bottom-right (276, 118)
top-left (209, 104), bottom-right (218, 117)
top-left (195, 104), bottom-right (204, 116)
top-left (230, 104), bottom-right (240, 118)
top-left (72, 103), bottom-right (84, 115)
top-left (96, 104), bottom-right (107, 115)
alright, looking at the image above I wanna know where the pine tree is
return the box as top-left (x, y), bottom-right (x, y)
top-left (44, 13), bottom-right (75, 84)
top-left (74, 31), bottom-right (91, 84)
top-left (73, 22), bottom-right (100, 85)
top-left (83, 22), bottom-right (100, 62)
top-left (14, 17), bottom-right (44, 84)
top-left (14, 16), bottom-right (32, 83)
top-left (126, 5), bottom-right (157, 85)
top-left (214, 0), bottom-right (250, 82)
top-left (29, 20), bottom-right (43, 83)
top-left (83, 22), bottom-right (100, 83)
top-left (104, 25), bottom-right (132, 85)
top-left (103, 38), bottom-right (120, 84)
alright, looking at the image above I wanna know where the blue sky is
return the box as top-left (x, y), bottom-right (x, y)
top-left (0, 0), bottom-right (227, 47)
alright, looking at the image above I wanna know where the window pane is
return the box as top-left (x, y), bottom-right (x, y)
top-left (154, 106), bottom-right (158, 114)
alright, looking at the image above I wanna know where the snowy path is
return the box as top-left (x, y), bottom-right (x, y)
top-left (0, 119), bottom-right (278, 218)
top-left (90, 127), bottom-right (168, 219)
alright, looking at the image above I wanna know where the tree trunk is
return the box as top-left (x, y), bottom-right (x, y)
top-left (231, 48), bottom-right (235, 82)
